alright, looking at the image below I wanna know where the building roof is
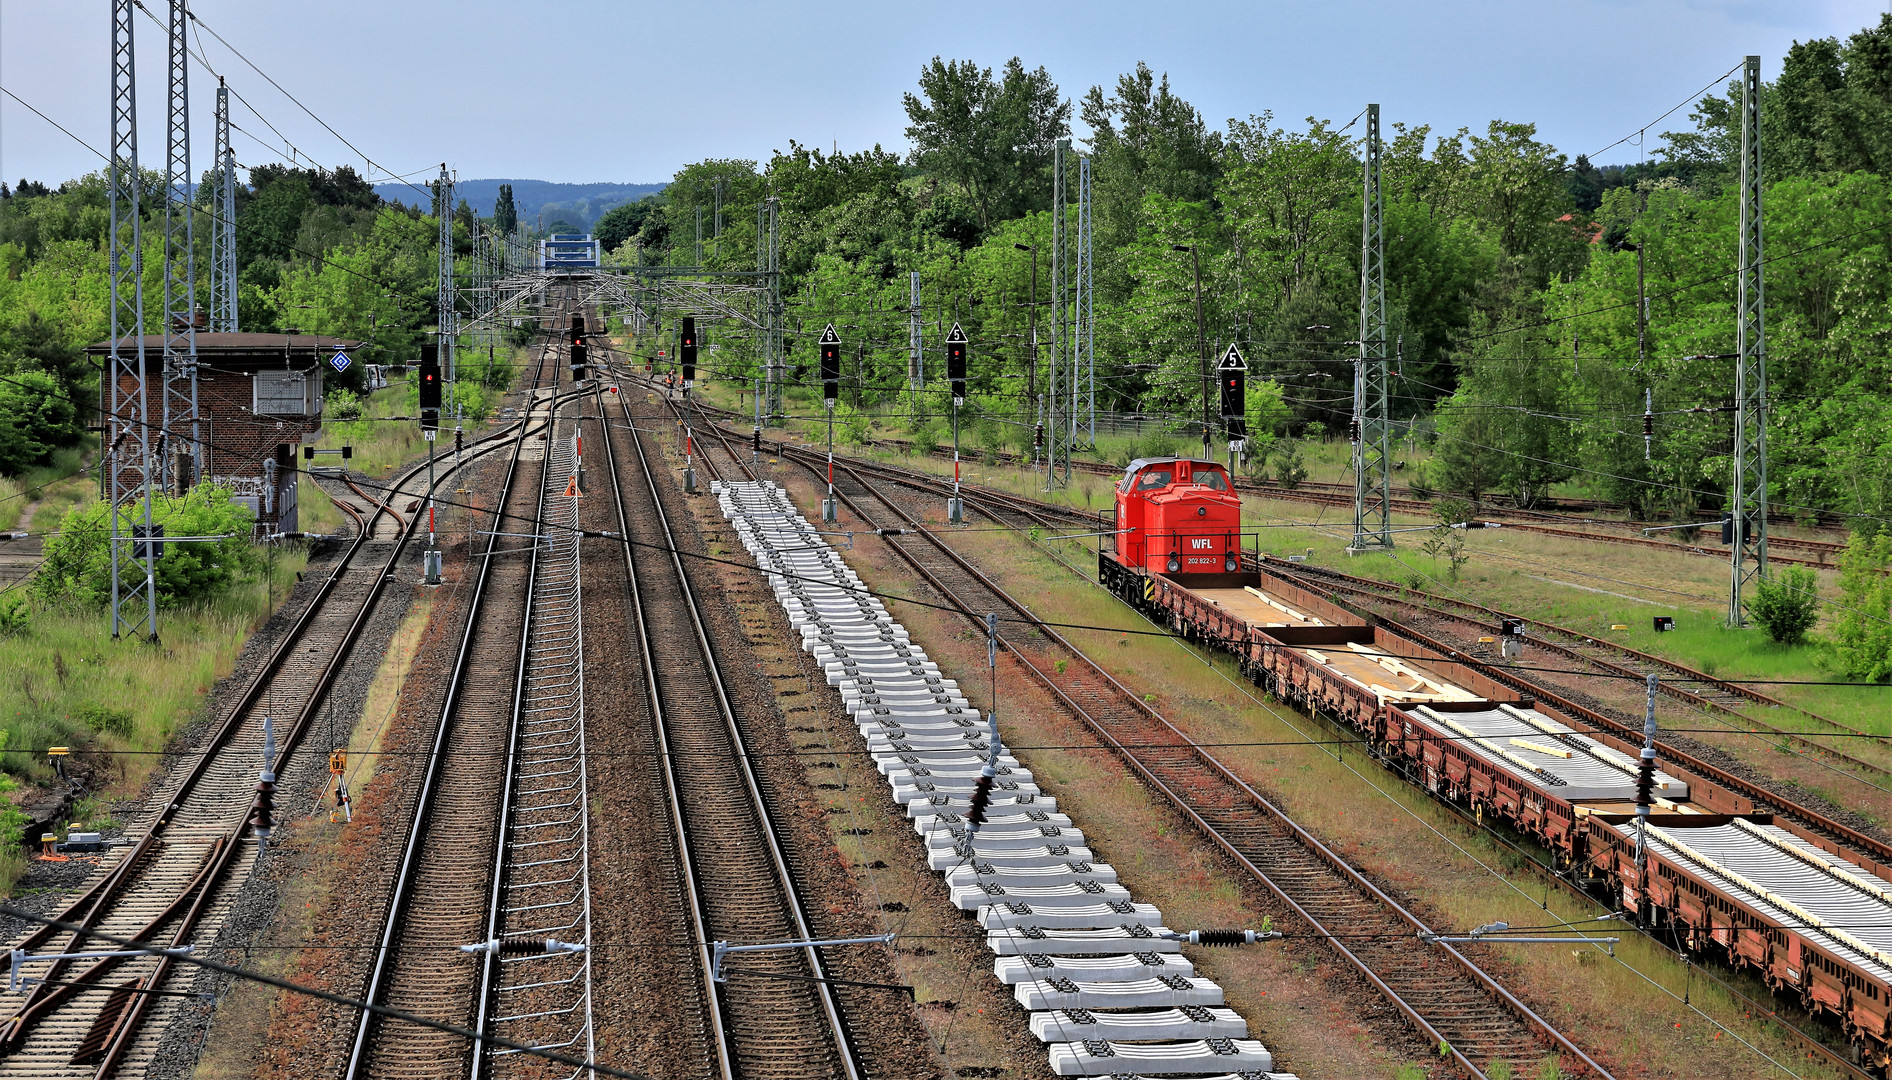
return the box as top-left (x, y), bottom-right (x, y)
top-left (85, 333), bottom-right (363, 371)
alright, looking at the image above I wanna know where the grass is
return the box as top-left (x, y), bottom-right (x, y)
top-left (0, 447), bottom-right (97, 534)
top-left (0, 550), bottom-right (308, 793)
top-left (306, 380), bottom-right (430, 480)
top-left (298, 472), bottom-right (345, 535)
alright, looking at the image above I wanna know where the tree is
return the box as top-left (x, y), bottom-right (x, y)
top-left (595, 197), bottom-right (656, 253)
top-left (903, 57), bottom-right (1070, 231)
top-left (0, 369), bottom-right (77, 475)
top-left (494, 183), bottom-right (517, 235)
top-left (1828, 532), bottom-right (1892, 680)
top-left (1082, 64), bottom-right (1222, 248)
top-left (1748, 567), bottom-right (1821, 645)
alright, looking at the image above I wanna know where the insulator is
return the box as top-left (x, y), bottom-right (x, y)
top-left (1634, 748), bottom-right (1657, 807)
top-left (966, 773), bottom-right (996, 826)
top-left (249, 773), bottom-right (275, 839)
top-left (1348, 417), bottom-right (1362, 443)
top-left (1195, 929), bottom-right (1249, 946)
top-left (1643, 413), bottom-right (1653, 437)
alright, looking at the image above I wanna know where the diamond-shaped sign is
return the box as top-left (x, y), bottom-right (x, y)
top-left (330, 349), bottom-right (352, 373)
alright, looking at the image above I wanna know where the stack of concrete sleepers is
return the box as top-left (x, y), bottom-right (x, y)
top-left (715, 480), bottom-right (1298, 1080)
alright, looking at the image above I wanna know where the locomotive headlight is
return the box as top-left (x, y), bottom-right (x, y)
top-left (1197, 506), bottom-right (1208, 517)
top-left (1224, 555), bottom-right (1237, 572)
top-left (1166, 557), bottom-right (1180, 573)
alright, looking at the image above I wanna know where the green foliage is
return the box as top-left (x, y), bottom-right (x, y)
top-left (1747, 567), bottom-right (1821, 645)
top-left (903, 57), bottom-right (1071, 231)
top-left (910, 422), bottom-right (941, 457)
top-left (74, 703), bottom-right (132, 737)
top-left (595, 196), bottom-right (660, 254)
top-left (0, 369), bottom-right (78, 476)
top-left (33, 484), bottom-right (261, 609)
top-left (1828, 532), bottom-right (1892, 680)
top-left (1421, 497), bottom-right (1473, 581)
top-left (1271, 440), bottom-right (1308, 488)
top-left (493, 183), bottom-right (517, 235)
top-left (835, 400), bottom-right (872, 446)
top-left (325, 387), bottom-right (364, 421)
top-left (0, 593), bottom-right (27, 636)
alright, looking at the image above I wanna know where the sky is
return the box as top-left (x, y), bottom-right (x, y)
top-left (1, 0), bottom-right (1885, 194)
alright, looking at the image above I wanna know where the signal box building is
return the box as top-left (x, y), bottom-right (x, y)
top-left (85, 333), bottom-right (356, 537)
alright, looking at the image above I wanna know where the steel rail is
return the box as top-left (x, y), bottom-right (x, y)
top-left (596, 381), bottom-right (733, 1080)
top-left (468, 392), bottom-right (560, 1076)
top-left (1253, 559), bottom-right (1892, 870)
top-left (607, 359), bottom-right (862, 1080)
top-left (344, 354), bottom-right (567, 1079)
top-left (750, 416), bottom-right (1880, 1080)
top-left (0, 400), bottom-right (550, 1080)
top-left (803, 455), bottom-right (1609, 1080)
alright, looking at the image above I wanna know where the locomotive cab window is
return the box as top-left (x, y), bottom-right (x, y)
top-left (1197, 469), bottom-right (1229, 491)
top-left (1134, 469), bottom-right (1173, 492)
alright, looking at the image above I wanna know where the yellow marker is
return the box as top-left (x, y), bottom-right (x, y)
top-left (1610, 624), bottom-right (1629, 631)
top-left (46, 747), bottom-right (69, 757)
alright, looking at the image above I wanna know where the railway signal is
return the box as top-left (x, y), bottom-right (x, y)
top-left (680, 316), bottom-right (697, 393)
top-left (1219, 343), bottom-right (1247, 469)
top-left (417, 345), bottom-right (442, 433)
top-left (818, 323), bottom-right (840, 407)
top-left (946, 322), bottom-right (967, 404)
top-left (570, 314), bottom-right (589, 383)
top-left (946, 323), bottom-right (969, 524)
top-left (819, 324), bottom-right (841, 522)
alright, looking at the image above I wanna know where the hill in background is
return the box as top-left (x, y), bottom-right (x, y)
top-left (375, 178), bottom-right (665, 230)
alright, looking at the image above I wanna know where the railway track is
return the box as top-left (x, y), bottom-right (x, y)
top-left (671, 392), bottom-right (1892, 1077)
top-left (689, 422), bottom-right (1607, 1078)
top-left (681, 398), bottom-right (1854, 567)
top-left (682, 405), bottom-right (1892, 850)
top-left (1268, 558), bottom-right (1886, 746)
top-left (1257, 558), bottom-right (1892, 857)
top-left (0, 386), bottom-right (548, 1080)
top-left (345, 330), bottom-right (587, 1078)
top-left (607, 367), bottom-right (861, 1079)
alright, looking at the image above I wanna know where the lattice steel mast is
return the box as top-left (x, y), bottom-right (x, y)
top-left (909, 270), bottom-right (923, 422)
top-left (436, 165), bottom-right (456, 401)
top-left (1350, 103), bottom-right (1393, 553)
top-left (210, 78), bottom-right (238, 333)
top-left (1045, 138), bottom-right (1068, 489)
top-left (1730, 55), bottom-right (1769, 626)
top-left (1077, 153), bottom-right (1095, 446)
top-left (108, 0), bottom-right (158, 640)
top-left (161, 0), bottom-right (200, 492)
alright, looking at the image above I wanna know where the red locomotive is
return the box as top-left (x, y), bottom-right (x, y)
top-left (1111, 457), bottom-right (1244, 576)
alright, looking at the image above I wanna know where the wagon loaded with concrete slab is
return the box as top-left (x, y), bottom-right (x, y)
top-left (86, 332), bottom-right (357, 537)
top-left (718, 478), bottom-right (1301, 1079)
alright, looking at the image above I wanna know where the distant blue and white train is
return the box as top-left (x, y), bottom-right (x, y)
top-left (537, 233), bottom-right (600, 271)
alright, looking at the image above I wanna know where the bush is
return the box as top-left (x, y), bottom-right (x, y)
top-left (33, 483), bottom-right (261, 608)
top-left (74, 703), bottom-right (132, 737)
top-left (910, 423), bottom-right (941, 458)
top-left (0, 593), bottom-right (27, 636)
top-left (1828, 531), bottom-right (1892, 680)
top-left (325, 387), bottom-right (364, 421)
top-left (1143, 430), bottom-right (1181, 459)
top-left (0, 369), bottom-right (80, 476)
top-left (834, 401), bottom-right (871, 446)
top-left (1747, 566), bottom-right (1820, 645)
top-left (1272, 441), bottom-right (1309, 488)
